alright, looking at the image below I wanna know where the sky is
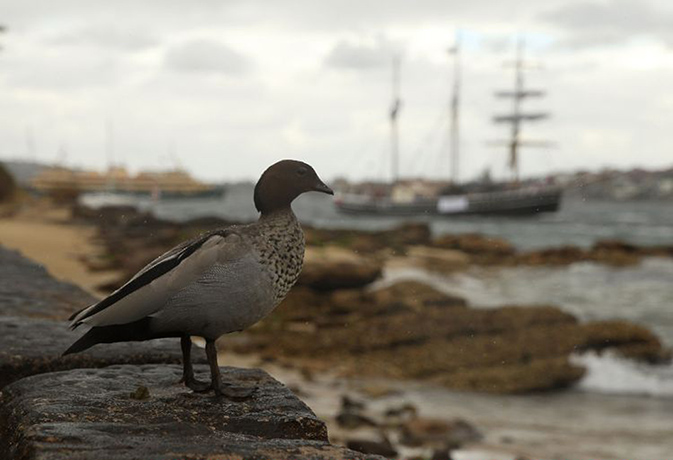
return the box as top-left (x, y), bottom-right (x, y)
top-left (0, 0), bottom-right (672, 182)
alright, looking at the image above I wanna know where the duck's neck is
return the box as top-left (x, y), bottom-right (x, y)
top-left (259, 206), bottom-right (295, 222)
top-left (259, 204), bottom-right (294, 220)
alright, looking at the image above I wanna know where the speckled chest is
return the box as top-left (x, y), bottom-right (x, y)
top-left (244, 211), bottom-right (305, 305)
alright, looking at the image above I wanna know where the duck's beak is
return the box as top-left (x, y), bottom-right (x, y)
top-left (313, 179), bottom-right (334, 195)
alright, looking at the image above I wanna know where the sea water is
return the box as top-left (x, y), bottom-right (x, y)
top-left (140, 183), bottom-right (673, 250)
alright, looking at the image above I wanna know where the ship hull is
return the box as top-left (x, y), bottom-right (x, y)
top-left (335, 187), bottom-right (562, 217)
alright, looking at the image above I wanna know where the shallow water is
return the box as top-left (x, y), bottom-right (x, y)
top-left (120, 184), bottom-right (673, 250)
top-left (377, 258), bottom-right (673, 348)
top-left (250, 356), bottom-right (673, 460)
top-left (375, 262), bottom-right (673, 403)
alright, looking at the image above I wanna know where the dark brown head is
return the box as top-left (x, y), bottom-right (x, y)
top-left (254, 160), bottom-right (333, 215)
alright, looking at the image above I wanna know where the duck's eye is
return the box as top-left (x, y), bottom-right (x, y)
top-left (297, 167), bottom-right (308, 176)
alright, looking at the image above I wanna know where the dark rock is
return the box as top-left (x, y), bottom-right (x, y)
top-left (390, 222), bottom-right (432, 247)
top-left (405, 246), bottom-right (470, 273)
top-left (0, 316), bottom-right (204, 389)
top-left (399, 418), bottom-right (482, 449)
top-left (346, 438), bottom-right (398, 458)
top-left (303, 223), bottom-right (430, 254)
top-left (0, 162), bottom-right (17, 203)
top-left (129, 385), bottom-right (150, 400)
top-left (298, 247), bottom-right (382, 291)
top-left (430, 448), bottom-right (454, 460)
top-left (517, 242), bottom-right (643, 267)
top-left (0, 246), bottom-right (95, 320)
top-left (432, 356), bottom-right (585, 394)
top-left (383, 403), bottom-right (418, 422)
top-left (369, 281), bottom-right (468, 311)
top-left (270, 287), bottom-right (333, 324)
top-left (287, 383), bottom-right (309, 397)
top-left (433, 233), bottom-right (515, 258)
top-left (358, 383), bottom-right (401, 399)
top-left (579, 320), bottom-right (670, 363)
top-left (517, 246), bottom-right (587, 266)
top-left (341, 394), bottom-right (367, 412)
top-left (592, 239), bottom-right (639, 253)
top-left (336, 412), bottom-right (379, 430)
top-left (0, 364), bottom-right (380, 460)
top-left (278, 281), bottom-right (466, 328)
top-left (260, 304), bottom-right (577, 358)
top-left (248, 280), bottom-right (670, 393)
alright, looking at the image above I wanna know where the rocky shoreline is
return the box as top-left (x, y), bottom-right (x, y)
top-left (2, 203), bottom-right (672, 459)
top-left (72, 205), bottom-right (671, 394)
top-left (0, 241), bottom-right (494, 459)
top-left (72, 205), bottom-right (673, 289)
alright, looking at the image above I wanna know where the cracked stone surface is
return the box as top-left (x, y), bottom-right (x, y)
top-left (0, 365), bottom-right (380, 460)
top-left (0, 317), bottom-right (206, 389)
top-left (0, 246), bottom-right (95, 320)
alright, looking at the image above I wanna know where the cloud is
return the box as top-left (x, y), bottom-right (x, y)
top-left (48, 25), bottom-right (158, 51)
top-left (0, 0), bottom-right (670, 182)
top-left (164, 39), bottom-right (253, 75)
top-left (541, 0), bottom-right (673, 47)
top-left (479, 34), bottom-right (517, 54)
top-left (324, 36), bottom-right (401, 70)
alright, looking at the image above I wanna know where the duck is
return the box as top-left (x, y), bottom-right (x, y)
top-left (64, 159), bottom-right (333, 398)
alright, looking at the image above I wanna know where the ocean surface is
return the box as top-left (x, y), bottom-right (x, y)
top-left (134, 183), bottom-right (673, 250)
top-left (84, 187), bottom-right (673, 458)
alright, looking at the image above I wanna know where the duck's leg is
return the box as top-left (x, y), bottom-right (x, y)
top-left (205, 339), bottom-right (256, 400)
top-left (180, 336), bottom-right (210, 392)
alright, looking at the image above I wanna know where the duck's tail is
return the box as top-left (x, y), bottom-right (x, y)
top-left (62, 317), bottom-right (160, 356)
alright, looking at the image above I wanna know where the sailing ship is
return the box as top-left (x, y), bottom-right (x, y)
top-left (334, 37), bottom-right (562, 216)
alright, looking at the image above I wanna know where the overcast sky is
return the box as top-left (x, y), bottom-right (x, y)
top-left (1, 0), bottom-right (672, 182)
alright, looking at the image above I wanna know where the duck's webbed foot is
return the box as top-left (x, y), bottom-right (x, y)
top-left (185, 378), bottom-right (212, 393)
top-left (205, 338), bottom-right (257, 400)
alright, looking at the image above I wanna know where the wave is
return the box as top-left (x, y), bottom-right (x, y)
top-left (572, 352), bottom-right (673, 398)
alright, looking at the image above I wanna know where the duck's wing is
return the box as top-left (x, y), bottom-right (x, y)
top-left (69, 229), bottom-right (249, 329)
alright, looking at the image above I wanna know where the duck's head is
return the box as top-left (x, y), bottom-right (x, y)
top-left (254, 159), bottom-right (333, 215)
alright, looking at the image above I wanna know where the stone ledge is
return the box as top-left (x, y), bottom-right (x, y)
top-left (0, 246), bottom-right (95, 320)
top-left (0, 242), bottom-right (383, 460)
top-left (0, 365), bottom-right (380, 460)
top-left (0, 317), bottom-right (203, 389)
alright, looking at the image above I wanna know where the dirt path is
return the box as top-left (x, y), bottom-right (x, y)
top-left (0, 205), bottom-right (119, 297)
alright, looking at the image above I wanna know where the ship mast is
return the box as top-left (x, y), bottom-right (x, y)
top-left (449, 31), bottom-right (461, 185)
top-left (390, 55), bottom-right (402, 183)
top-left (493, 38), bottom-right (549, 183)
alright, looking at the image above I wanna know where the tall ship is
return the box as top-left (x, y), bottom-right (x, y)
top-left (335, 37), bottom-right (562, 216)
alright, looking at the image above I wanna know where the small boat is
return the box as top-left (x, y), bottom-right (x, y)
top-left (335, 36), bottom-right (561, 217)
